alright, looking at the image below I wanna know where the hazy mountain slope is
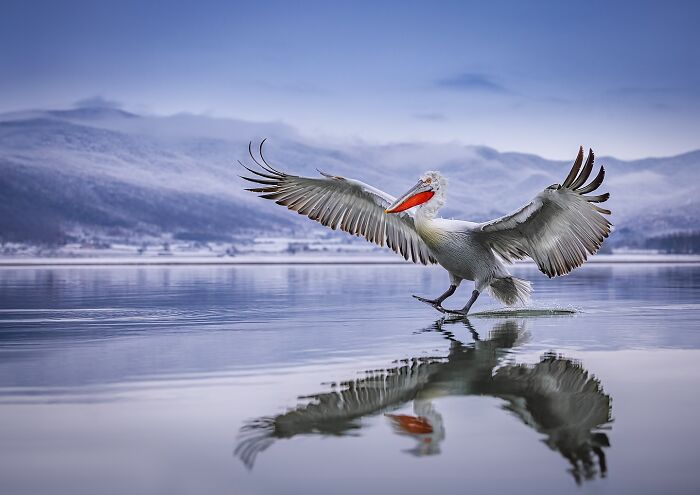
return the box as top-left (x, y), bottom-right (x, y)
top-left (1, 106), bottom-right (698, 246)
top-left (0, 114), bottom-right (294, 242)
top-left (0, 161), bottom-right (282, 243)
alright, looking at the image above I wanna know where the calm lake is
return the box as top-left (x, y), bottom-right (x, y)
top-left (1, 262), bottom-right (699, 495)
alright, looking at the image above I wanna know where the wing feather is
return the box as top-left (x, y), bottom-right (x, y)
top-left (569, 148), bottom-right (595, 189)
top-left (577, 166), bottom-right (605, 194)
top-left (477, 148), bottom-right (612, 277)
top-left (240, 142), bottom-right (436, 265)
top-left (562, 146), bottom-right (584, 188)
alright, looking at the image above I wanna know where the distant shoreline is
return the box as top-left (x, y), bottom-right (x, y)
top-left (1, 254), bottom-right (699, 267)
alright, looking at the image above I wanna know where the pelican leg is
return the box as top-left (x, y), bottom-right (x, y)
top-left (412, 284), bottom-right (457, 311)
top-left (445, 290), bottom-right (480, 316)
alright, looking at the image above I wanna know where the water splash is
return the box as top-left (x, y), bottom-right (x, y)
top-left (467, 307), bottom-right (577, 318)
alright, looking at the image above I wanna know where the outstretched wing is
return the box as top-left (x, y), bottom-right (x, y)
top-left (235, 358), bottom-right (441, 468)
top-left (239, 141), bottom-right (436, 265)
top-left (476, 147), bottom-right (611, 277)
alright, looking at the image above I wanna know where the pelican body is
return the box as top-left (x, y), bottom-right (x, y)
top-left (241, 143), bottom-right (611, 314)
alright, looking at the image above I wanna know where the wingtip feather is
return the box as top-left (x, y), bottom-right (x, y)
top-left (562, 146), bottom-right (585, 188)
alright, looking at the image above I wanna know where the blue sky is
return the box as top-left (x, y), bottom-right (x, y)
top-left (2, 0), bottom-right (699, 159)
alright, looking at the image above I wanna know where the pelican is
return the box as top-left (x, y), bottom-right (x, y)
top-left (240, 142), bottom-right (611, 314)
top-left (235, 318), bottom-right (612, 482)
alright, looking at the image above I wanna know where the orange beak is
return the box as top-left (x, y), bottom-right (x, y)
top-left (386, 414), bottom-right (434, 434)
top-left (385, 182), bottom-right (435, 214)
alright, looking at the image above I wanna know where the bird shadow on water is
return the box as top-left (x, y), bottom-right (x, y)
top-left (235, 317), bottom-right (612, 485)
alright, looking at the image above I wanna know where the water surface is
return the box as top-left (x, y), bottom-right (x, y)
top-left (1, 263), bottom-right (699, 494)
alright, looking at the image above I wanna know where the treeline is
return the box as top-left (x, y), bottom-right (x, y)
top-left (644, 231), bottom-right (700, 254)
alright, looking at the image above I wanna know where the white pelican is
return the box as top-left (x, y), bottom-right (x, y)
top-left (240, 142), bottom-right (611, 314)
top-left (236, 318), bottom-right (612, 481)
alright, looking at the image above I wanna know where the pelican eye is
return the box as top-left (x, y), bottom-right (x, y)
top-left (424, 177), bottom-right (432, 184)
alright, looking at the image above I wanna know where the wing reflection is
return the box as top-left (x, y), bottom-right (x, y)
top-left (488, 352), bottom-right (611, 483)
top-left (235, 318), bottom-right (612, 483)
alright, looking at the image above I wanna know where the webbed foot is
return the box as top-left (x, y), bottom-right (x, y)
top-left (412, 295), bottom-right (447, 313)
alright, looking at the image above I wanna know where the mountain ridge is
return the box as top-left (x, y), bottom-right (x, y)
top-left (1, 106), bottom-right (698, 247)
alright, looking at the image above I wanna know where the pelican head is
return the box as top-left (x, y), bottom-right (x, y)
top-left (385, 171), bottom-right (446, 217)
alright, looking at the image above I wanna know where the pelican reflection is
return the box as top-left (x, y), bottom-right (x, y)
top-left (236, 318), bottom-right (612, 483)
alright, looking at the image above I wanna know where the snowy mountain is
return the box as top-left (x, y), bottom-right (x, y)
top-left (1, 105), bottom-right (698, 248)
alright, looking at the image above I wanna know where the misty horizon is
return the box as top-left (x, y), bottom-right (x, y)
top-left (3, 99), bottom-right (700, 163)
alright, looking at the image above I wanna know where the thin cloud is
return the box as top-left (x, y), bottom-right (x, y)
top-left (607, 86), bottom-right (688, 97)
top-left (254, 80), bottom-right (328, 95)
top-left (413, 112), bottom-right (448, 121)
top-left (434, 72), bottom-right (510, 93)
top-left (74, 96), bottom-right (123, 109)
top-left (601, 85), bottom-right (700, 111)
